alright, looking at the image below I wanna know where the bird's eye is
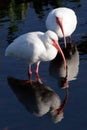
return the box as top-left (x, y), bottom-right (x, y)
top-left (50, 38), bottom-right (55, 43)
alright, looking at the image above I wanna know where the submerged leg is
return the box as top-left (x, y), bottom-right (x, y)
top-left (35, 62), bottom-right (42, 83)
top-left (28, 65), bottom-right (32, 82)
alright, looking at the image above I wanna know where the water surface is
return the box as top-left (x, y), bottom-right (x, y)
top-left (0, 0), bottom-right (87, 130)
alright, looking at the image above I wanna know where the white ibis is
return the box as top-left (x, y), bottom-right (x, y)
top-left (5, 30), bottom-right (66, 83)
top-left (8, 77), bottom-right (68, 123)
top-left (46, 7), bottom-right (77, 47)
top-left (49, 43), bottom-right (79, 88)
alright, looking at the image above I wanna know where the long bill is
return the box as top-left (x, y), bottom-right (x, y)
top-left (56, 17), bottom-right (66, 48)
top-left (52, 40), bottom-right (66, 69)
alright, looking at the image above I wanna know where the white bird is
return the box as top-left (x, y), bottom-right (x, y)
top-left (5, 30), bottom-right (66, 83)
top-left (46, 7), bottom-right (77, 47)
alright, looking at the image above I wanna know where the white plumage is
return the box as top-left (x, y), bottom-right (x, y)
top-left (46, 7), bottom-right (77, 47)
top-left (5, 30), bottom-right (66, 82)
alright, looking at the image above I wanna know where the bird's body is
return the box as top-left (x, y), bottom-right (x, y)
top-left (46, 7), bottom-right (77, 47)
top-left (5, 32), bottom-right (57, 62)
top-left (5, 30), bottom-right (66, 82)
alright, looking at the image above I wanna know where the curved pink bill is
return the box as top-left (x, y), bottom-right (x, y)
top-left (52, 40), bottom-right (66, 69)
top-left (56, 17), bottom-right (66, 48)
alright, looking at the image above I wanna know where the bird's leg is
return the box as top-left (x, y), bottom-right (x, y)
top-left (60, 66), bottom-right (68, 88)
top-left (69, 36), bottom-right (75, 54)
top-left (35, 62), bottom-right (42, 84)
top-left (69, 35), bottom-right (73, 44)
top-left (28, 65), bottom-right (32, 83)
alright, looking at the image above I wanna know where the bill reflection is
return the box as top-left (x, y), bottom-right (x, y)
top-left (49, 42), bottom-right (80, 88)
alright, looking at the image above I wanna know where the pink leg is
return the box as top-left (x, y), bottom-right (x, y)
top-left (35, 62), bottom-right (42, 83)
top-left (28, 65), bottom-right (32, 82)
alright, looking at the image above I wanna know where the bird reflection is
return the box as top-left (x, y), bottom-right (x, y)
top-left (7, 76), bottom-right (68, 123)
top-left (49, 42), bottom-right (79, 88)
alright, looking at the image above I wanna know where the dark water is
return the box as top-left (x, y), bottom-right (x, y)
top-left (0, 0), bottom-right (87, 130)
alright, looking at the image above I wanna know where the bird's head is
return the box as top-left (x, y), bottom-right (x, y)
top-left (54, 10), bottom-right (66, 48)
top-left (44, 30), bottom-right (66, 69)
top-left (56, 16), bottom-right (66, 48)
top-left (44, 30), bottom-right (58, 44)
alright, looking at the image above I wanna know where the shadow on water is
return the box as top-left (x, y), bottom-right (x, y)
top-left (0, 0), bottom-right (87, 129)
top-left (49, 42), bottom-right (80, 88)
top-left (7, 76), bottom-right (68, 123)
